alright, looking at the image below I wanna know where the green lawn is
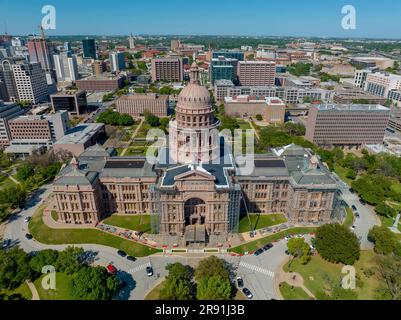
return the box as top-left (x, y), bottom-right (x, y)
top-left (0, 176), bottom-right (17, 189)
top-left (103, 214), bottom-right (152, 233)
top-left (230, 227), bottom-right (316, 254)
top-left (51, 211), bottom-right (59, 222)
top-left (343, 207), bottom-right (354, 229)
top-left (238, 214), bottom-right (287, 233)
top-left (283, 251), bottom-right (382, 300)
top-left (334, 165), bottom-right (353, 185)
top-left (284, 255), bottom-right (342, 297)
top-left (34, 273), bottom-right (74, 300)
top-left (29, 207), bottom-right (161, 257)
top-left (279, 282), bottom-right (312, 300)
top-left (0, 282), bottom-right (33, 300)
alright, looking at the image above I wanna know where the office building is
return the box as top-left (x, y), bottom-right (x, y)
top-left (306, 104), bottom-right (390, 147)
top-left (27, 36), bottom-right (55, 71)
top-left (51, 90), bottom-right (87, 116)
top-left (151, 58), bottom-right (183, 82)
top-left (53, 123), bottom-right (106, 157)
top-left (238, 61), bottom-right (276, 86)
top-left (333, 88), bottom-right (386, 105)
top-left (364, 72), bottom-right (401, 97)
top-left (53, 53), bottom-right (79, 82)
top-left (212, 50), bottom-right (244, 61)
top-left (5, 111), bottom-right (70, 156)
top-left (110, 52), bottom-right (125, 72)
top-left (0, 101), bottom-right (25, 148)
top-left (76, 74), bottom-right (126, 92)
top-left (171, 39), bottom-right (181, 51)
top-left (210, 56), bottom-right (238, 84)
top-left (92, 60), bottom-right (107, 76)
top-left (349, 56), bottom-right (394, 70)
top-left (12, 62), bottom-right (49, 104)
top-left (0, 60), bottom-right (18, 102)
top-left (82, 38), bottom-right (97, 59)
top-left (116, 93), bottom-right (168, 117)
top-left (224, 95), bottom-right (286, 124)
top-left (353, 69), bottom-right (372, 89)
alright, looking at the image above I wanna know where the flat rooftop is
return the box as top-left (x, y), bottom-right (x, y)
top-left (314, 104), bottom-right (390, 112)
top-left (54, 123), bottom-right (104, 145)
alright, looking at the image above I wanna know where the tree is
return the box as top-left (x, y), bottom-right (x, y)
top-left (368, 226), bottom-right (399, 255)
top-left (159, 263), bottom-right (194, 300)
top-left (71, 266), bottom-right (119, 300)
top-left (55, 247), bottom-right (85, 275)
top-left (220, 115), bottom-right (239, 134)
top-left (16, 164), bottom-right (34, 182)
top-left (0, 186), bottom-right (27, 209)
top-left (287, 238), bottom-right (312, 265)
top-left (284, 122), bottom-right (306, 136)
top-left (195, 256), bottom-right (229, 282)
top-left (144, 112), bottom-right (160, 127)
top-left (375, 255), bottom-right (401, 300)
top-left (315, 224), bottom-right (360, 265)
top-left (29, 249), bottom-right (59, 274)
top-left (0, 248), bottom-right (33, 290)
top-left (196, 275), bottom-right (232, 300)
top-left (255, 114), bottom-right (263, 121)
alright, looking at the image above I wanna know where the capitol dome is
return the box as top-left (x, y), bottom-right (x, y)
top-left (177, 62), bottom-right (211, 109)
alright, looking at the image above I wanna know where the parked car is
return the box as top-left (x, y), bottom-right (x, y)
top-left (351, 205), bottom-right (357, 211)
top-left (2, 239), bottom-right (11, 249)
top-left (360, 199), bottom-right (367, 205)
top-left (25, 234), bottom-right (33, 240)
top-left (146, 266), bottom-right (154, 277)
top-left (117, 250), bottom-right (127, 257)
top-left (351, 225), bottom-right (356, 230)
top-left (285, 250), bottom-right (290, 255)
top-left (107, 264), bottom-right (117, 275)
top-left (254, 249), bottom-right (264, 256)
top-left (236, 276), bottom-right (244, 288)
top-left (349, 188), bottom-right (355, 194)
top-left (263, 243), bottom-right (273, 251)
top-left (24, 217), bottom-right (31, 223)
top-left (355, 212), bottom-right (360, 218)
top-left (126, 256), bottom-right (137, 262)
top-left (242, 288), bottom-right (253, 299)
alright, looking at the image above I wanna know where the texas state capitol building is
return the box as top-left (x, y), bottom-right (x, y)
top-left (53, 63), bottom-right (341, 245)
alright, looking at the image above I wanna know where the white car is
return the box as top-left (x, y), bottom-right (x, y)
top-left (284, 236), bottom-right (290, 241)
top-left (351, 225), bottom-right (356, 230)
top-left (24, 217), bottom-right (31, 223)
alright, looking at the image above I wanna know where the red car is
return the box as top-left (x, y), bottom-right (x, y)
top-left (107, 264), bottom-right (117, 274)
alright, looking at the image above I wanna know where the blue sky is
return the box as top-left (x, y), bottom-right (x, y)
top-left (1, 0), bottom-right (401, 38)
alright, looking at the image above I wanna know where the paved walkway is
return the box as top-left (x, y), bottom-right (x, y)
top-left (121, 118), bottom-right (145, 156)
top-left (26, 280), bottom-right (40, 300)
top-left (247, 120), bottom-right (260, 141)
top-left (274, 259), bottom-right (316, 300)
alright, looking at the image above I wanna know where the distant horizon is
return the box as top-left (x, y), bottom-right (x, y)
top-left (2, 0), bottom-right (401, 39)
top-left (8, 34), bottom-right (401, 41)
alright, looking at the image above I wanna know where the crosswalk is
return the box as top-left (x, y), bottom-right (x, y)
top-left (239, 262), bottom-right (275, 278)
top-left (129, 262), bottom-right (151, 274)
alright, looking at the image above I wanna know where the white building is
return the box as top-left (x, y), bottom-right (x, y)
top-left (353, 69), bottom-right (372, 89)
top-left (12, 62), bottom-right (49, 104)
top-left (128, 34), bottom-right (135, 49)
top-left (53, 53), bottom-right (79, 82)
top-left (365, 72), bottom-right (401, 97)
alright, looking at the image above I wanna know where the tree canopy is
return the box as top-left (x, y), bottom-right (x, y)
top-left (97, 109), bottom-right (135, 126)
top-left (0, 248), bottom-right (33, 290)
top-left (315, 223), bottom-right (360, 265)
top-left (368, 226), bottom-right (401, 256)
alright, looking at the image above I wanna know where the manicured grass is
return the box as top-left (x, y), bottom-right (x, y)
top-left (0, 282), bottom-right (33, 300)
top-left (284, 255), bottom-right (342, 297)
top-left (237, 121), bottom-right (252, 130)
top-left (390, 182), bottom-right (401, 194)
top-left (334, 165), bottom-right (353, 185)
top-left (230, 227), bottom-right (316, 254)
top-left (34, 273), bottom-right (74, 300)
top-left (103, 214), bottom-right (152, 233)
top-left (145, 281), bottom-right (164, 300)
top-left (29, 207), bottom-right (161, 257)
top-left (238, 214), bottom-right (287, 233)
top-left (343, 207), bottom-right (354, 229)
top-left (51, 211), bottom-right (59, 222)
top-left (283, 251), bottom-right (382, 300)
top-left (279, 282), bottom-right (312, 300)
